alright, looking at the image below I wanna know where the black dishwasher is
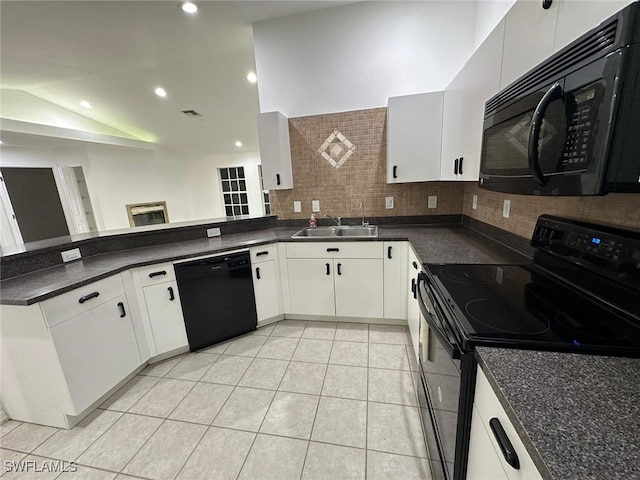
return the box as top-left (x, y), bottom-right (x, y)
top-left (174, 251), bottom-right (257, 351)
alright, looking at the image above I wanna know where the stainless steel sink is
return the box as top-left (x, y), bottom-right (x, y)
top-left (291, 225), bottom-right (378, 238)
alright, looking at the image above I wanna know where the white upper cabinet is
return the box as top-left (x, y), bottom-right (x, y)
top-left (553, 1), bottom-right (632, 52)
top-left (440, 69), bottom-right (465, 181)
top-left (387, 92), bottom-right (443, 183)
top-left (257, 111), bottom-right (293, 190)
top-left (500, 0), bottom-right (558, 90)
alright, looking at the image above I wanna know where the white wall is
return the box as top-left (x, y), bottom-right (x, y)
top-left (473, 0), bottom-right (517, 48)
top-left (253, 1), bottom-right (478, 118)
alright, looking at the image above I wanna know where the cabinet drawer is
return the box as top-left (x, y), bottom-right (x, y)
top-left (250, 245), bottom-right (277, 264)
top-left (42, 274), bottom-right (125, 328)
top-left (285, 242), bottom-right (383, 259)
top-left (139, 262), bottom-right (176, 287)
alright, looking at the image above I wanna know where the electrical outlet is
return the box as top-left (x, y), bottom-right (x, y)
top-left (385, 197), bottom-right (394, 209)
top-left (293, 201), bottom-right (302, 213)
top-left (207, 227), bottom-right (221, 237)
top-left (61, 248), bottom-right (81, 263)
top-left (312, 200), bottom-right (320, 212)
top-left (503, 199), bottom-right (511, 218)
top-left (472, 195), bottom-right (478, 210)
top-left (428, 196), bottom-right (437, 209)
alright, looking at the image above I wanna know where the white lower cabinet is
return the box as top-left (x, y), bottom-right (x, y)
top-left (142, 280), bottom-right (188, 354)
top-left (50, 294), bottom-right (141, 414)
top-left (383, 241), bottom-right (408, 320)
top-left (468, 367), bottom-right (543, 480)
top-left (250, 245), bottom-right (283, 323)
top-left (334, 258), bottom-right (383, 318)
top-left (406, 247), bottom-right (421, 360)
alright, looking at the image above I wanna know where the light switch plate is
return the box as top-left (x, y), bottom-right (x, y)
top-left (385, 197), bottom-right (394, 209)
top-left (61, 248), bottom-right (81, 263)
top-left (293, 201), bottom-right (302, 213)
top-left (502, 199), bottom-right (511, 218)
top-left (428, 196), bottom-right (437, 209)
top-left (207, 227), bottom-right (221, 237)
top-left (472, 195), bottom-right (478, 210)
top-left (312, 200), bottom-right (320, 212)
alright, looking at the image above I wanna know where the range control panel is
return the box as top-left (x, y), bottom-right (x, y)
top-left (531, 215), bottom-right (640, 279)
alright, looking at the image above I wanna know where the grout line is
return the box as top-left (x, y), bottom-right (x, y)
top-left (365, 322), bottom-right (370, 480)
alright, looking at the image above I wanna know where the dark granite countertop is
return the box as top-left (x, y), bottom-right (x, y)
top-left (476, 347), bottom-right (640, 480)
top-left (0, 224), bottom-right (530, 306)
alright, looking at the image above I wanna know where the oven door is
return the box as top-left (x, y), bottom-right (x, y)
top-left (416, 272), bottom-right (463, 480)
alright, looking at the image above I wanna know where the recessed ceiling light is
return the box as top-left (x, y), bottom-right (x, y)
top-left (247, 72), bottom-right (257, 84)
top-left (79, 100), bottom-right (92, 109)
top-left (154, 87), bottom-right (167, 98)
top-left (235, 141), bottom-right (243, 147)
top-left (180, 2), bottom-right (198, 14)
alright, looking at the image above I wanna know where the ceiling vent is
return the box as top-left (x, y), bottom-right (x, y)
top-left (182, 109), bottom-right (202, 117)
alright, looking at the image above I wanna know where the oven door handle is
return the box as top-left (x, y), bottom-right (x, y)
top-left (417, 272), bottom-right (461, 359)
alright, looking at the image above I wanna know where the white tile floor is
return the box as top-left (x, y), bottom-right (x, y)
top-left (0, 321), bottom-right (435, 480)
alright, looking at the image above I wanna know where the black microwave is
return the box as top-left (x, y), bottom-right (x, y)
top-left (480, 1), bottom-right (640, 196)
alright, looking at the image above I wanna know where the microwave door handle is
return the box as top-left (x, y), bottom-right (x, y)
top-left (417, 272), bottom-right (461, 359)
top-left (528, 82), bottom-right (563, 186)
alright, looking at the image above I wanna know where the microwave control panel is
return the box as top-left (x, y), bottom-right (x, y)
top-left (561, 83), bottom-right (602, 170)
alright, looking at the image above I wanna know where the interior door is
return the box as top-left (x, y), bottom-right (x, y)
top-left (59, 167), bottom-right (90, 234)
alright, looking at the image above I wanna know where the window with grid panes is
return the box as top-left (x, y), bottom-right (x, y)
top-left (258, 165), bottom-right (271, 215)
top-left (220, 167), bottom-right (249, 217)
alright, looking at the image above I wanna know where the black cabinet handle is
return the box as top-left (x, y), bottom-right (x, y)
top-left (337, 263), bottom-right (342, 275)
top-left (489, 418), bottom-right (520, 470)
top-left (256, 267), bottom-right (261, 280)
top-left (459, 157), bottom-right (464, 175)
top-left (411, 278), bottom-right (416, 299)
top-left (168, 287), bottom-right (175, 301)
top-left (388, 246), bottom-right (393, 259)
top-left (393, 165), bottom-right (398, 179)
top-left (326, 263), bottom-right (330, 275)
top-left (412, 261), bottom-right (418, 270)
top-left (276, 173), bottom-right (281, 185)
top-left (148, 270), bottom-right (167, 278)
top-left (79, 292), bottom-right (99, 304)
top-left (454, 158), bottom-right (459, 175)
top-left (117, 302), bottom-right (126, 318)
top-left (327, 248), bottom-right (340, 252)
top-left (256, 251), bottom-right (269, 257)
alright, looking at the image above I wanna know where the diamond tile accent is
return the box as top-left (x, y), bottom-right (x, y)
top-left (318, 129), bottom-right (356, 169)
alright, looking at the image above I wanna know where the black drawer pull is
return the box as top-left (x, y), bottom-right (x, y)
top-left (327, 248), bottom-right (340, 252)
top-left (256, 267), bottom-right (261, 280)
top-left (148, 270), bottom-right (167, 278)
top-left (79, 292), bottom-right (99, 304)
top-left (489, 418), bottom-right (520, 470)
top-left (459, 156), bottom-right (464, 175)
top-left (454, 158), bottom-right (459, 175)
top-left (117, 302), bottom-right (126, 318)
top-left (326, 263), bottom-right (330, 275)
top-left (388, 246), bottom-right (393, 259)
top-left (168, 287), bottom-right (175, 301)
top-left (276, 173), bottom-right (281, 185)
top-left (411, 278), bottom-right (416, 299)
top-left (412, 261), bottom-right (418, 270)
top-left (337, 263), bottom-right (342, 275)
top-left (256, 251), bottom-right (269, 257)
top-left (393, 165), bottom-right (398, 179)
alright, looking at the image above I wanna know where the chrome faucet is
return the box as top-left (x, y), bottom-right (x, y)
top-left (325, 214), bottom-right (342, 226)
top-left (360, 201), bottom-right (367, 226)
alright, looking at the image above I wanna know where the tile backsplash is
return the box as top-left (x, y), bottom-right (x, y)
top-left (463, 183), bottom-right (640, 239)
top-left (269, 107), bottom-right (463, 220)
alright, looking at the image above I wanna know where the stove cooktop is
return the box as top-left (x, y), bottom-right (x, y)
top-left (425, 263), bottom-right (640, 355)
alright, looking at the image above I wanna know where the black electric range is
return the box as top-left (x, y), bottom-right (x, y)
top-left (416, 215), bottom-right (640, 480)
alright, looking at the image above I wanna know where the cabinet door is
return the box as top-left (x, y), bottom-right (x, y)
top-left (467, 405), bottom-right (510, 480)
top-left (387, 92), bottom-right (443, 183)
top-left (287, 259), bottom-right (335, 316)
top-left (334, 259), bottom-right (383, 318)
top-left (257, 111), bottom-right (293, 190)
top-left (441, 69), bottom-right (465, 181)
top-left (460, 19), bottom-right (505, 181)
top-left (383, 242), bottom-right (407, 320)
top-left (500, 0), bottom-right (558, 89)
top-left (554, 1), bottom-right (631, 53)
top-left (406, 249), bottom-right (421, 360)
top-left (253, 260), bottom-right (282, 321)
top-left (49, 295), bottom-right (141, 413)
top-left (143, 281), bottom-right (188, 354)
